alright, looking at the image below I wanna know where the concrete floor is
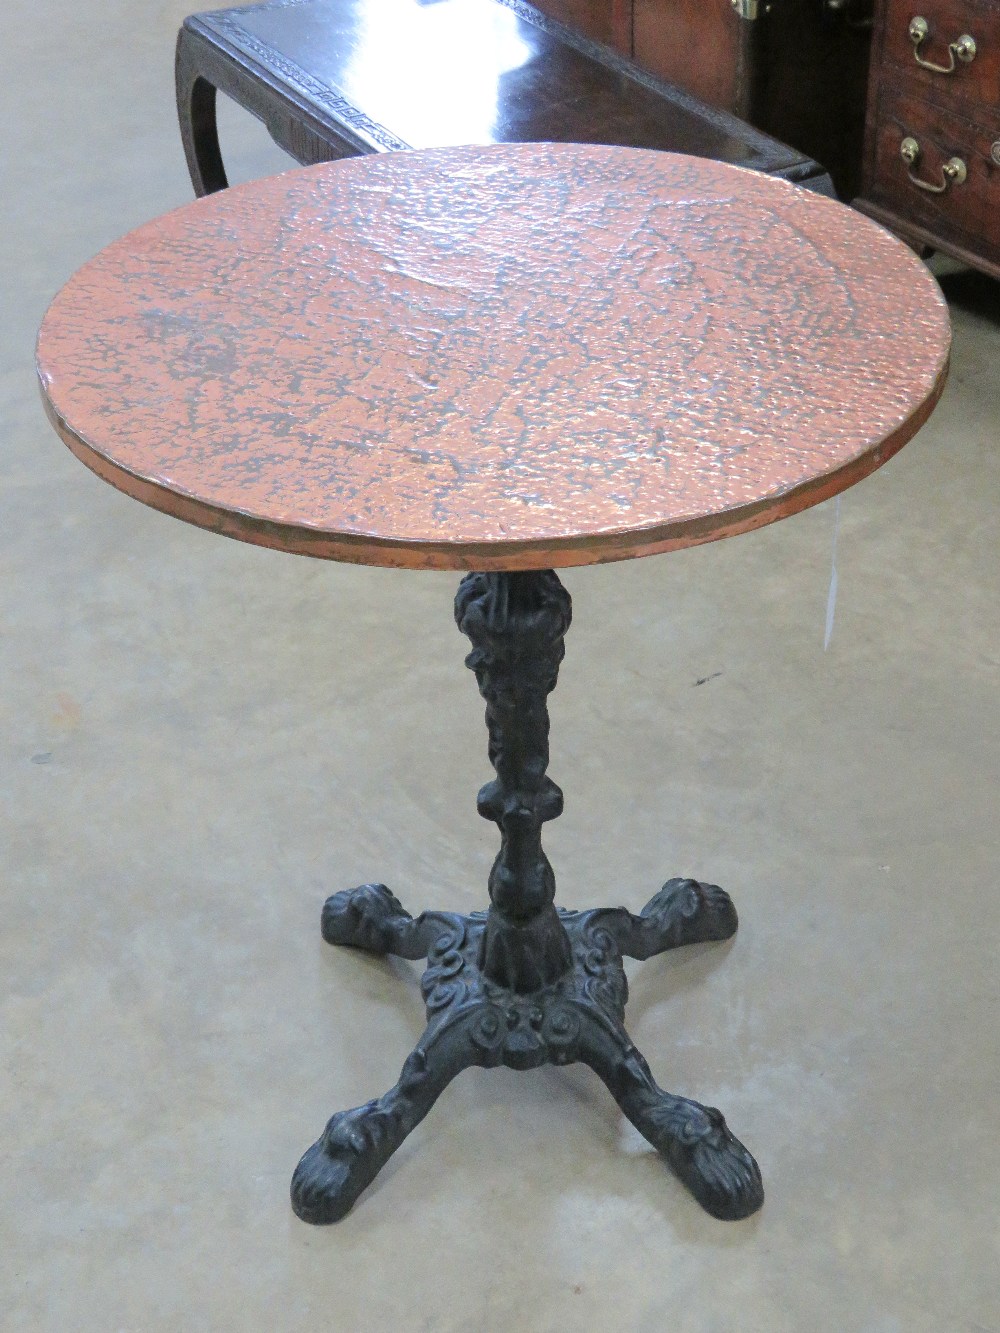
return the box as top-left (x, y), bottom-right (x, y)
top-left (4, 3), bottom-right (999, 1330)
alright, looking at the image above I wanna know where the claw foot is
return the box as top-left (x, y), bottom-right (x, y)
top-left (658, 1102), bottom-right (764, 1221)
top-left (321, 883), bottom-right (412, 953)
top-left (290, 1103), bottom-right (385, 1224)
top-left (641, 877), bottom-right (738, 947)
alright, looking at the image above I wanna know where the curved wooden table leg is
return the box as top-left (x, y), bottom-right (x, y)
top-left (175, 33), bottom-right (228, 196)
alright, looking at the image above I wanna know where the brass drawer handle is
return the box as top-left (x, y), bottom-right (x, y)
top-left (900, 137), bottom-right (967, 192)
top-left (908, 16), bottom-right (977, 72)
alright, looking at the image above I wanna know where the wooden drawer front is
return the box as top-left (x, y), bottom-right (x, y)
top-left (869, 88), bottom-right (1000, 257)
top-left (882, 0), bottom-right (1000, 110)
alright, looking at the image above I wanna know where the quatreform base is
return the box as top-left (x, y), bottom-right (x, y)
top-left (291, 569), bottom-right (764, 1224)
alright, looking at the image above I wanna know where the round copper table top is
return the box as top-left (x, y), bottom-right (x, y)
top-left (37, 144), bottom-right (950, 571)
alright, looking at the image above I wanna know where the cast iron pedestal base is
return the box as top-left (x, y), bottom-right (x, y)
top-left (291, 877), bottom-right (763, 1223)
top-left (290, 569), bottom-right (763, 1224)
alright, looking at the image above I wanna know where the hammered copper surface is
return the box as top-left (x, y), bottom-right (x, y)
top-left (37, 144), bottom-right (950, 570)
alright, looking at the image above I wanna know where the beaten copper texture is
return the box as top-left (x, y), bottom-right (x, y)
top-left (37, 144), bottom-right (950, 571)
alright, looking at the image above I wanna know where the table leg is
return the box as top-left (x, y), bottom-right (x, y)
top-left (290, 570), bottom-right (762, 1223)
top-left (570, 995), bottom-right (764, 1222)
top-left (175, 33), bottom-right (229, 196)
top-left (290, 996), bottom-right (490, 1225)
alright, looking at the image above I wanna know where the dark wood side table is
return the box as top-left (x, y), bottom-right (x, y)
top-left (175, 0), bottom-right (834, 198)
top-left (37, 145), bottom-right (950, 1226)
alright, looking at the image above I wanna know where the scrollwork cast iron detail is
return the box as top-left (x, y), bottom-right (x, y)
top-left (292, 875), bottom-right (762, 1224)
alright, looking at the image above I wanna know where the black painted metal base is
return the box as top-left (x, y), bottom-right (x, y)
top-left (291, 569), bottom-right (763, 1225)
top-left (290, 878), bottom-right (763, 1224)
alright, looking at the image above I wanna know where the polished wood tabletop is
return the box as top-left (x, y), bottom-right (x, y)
top-left (37, 144), bottom-right (951, 571)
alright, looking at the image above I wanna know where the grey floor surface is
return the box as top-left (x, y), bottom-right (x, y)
top-left (3, 3), bottom-right (999, 1330)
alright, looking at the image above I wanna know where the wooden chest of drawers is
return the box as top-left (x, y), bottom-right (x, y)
top-left (855, 0), bottom-right (1000, 279)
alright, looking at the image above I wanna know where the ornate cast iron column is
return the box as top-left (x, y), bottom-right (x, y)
top-left (454, 571), bottom-right (573, 993)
